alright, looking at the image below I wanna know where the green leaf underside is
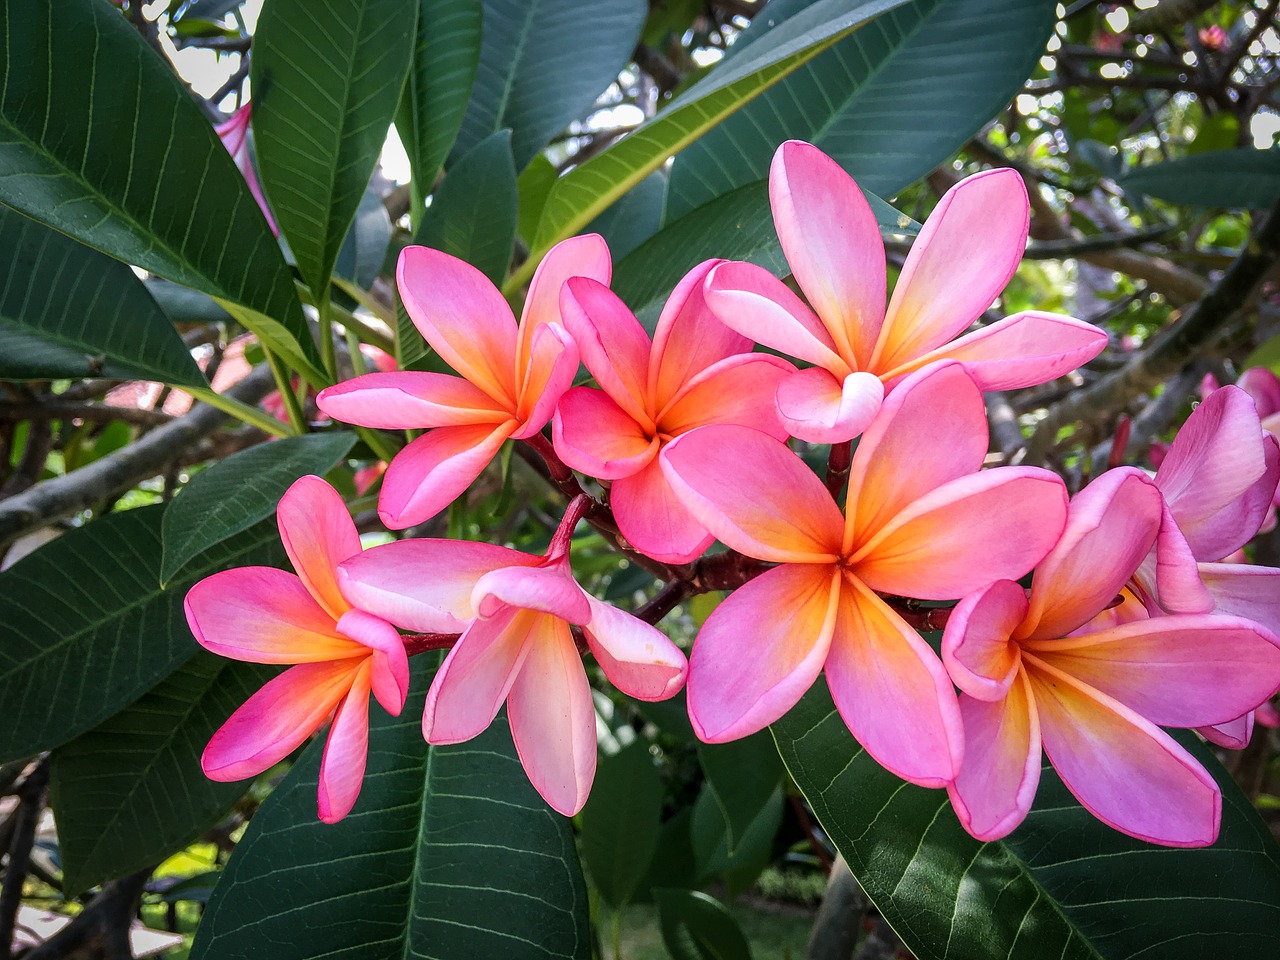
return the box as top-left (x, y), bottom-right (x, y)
top-left (0, 0), bottom-right (315, 371)
top-left (50, 653), bottom-right (276, 896)
top-left (193, 661), bottom-right (590, 960)
top-left (0, 508), bottom-right (284, 763)
top-left (697, 731), bottom-right (784, 856)
top-left (773, 685), bottom-right (1280, 960)
top-left (160, 432), bottom-right (357, 585)
top-left (580, 738), bottom-right (663, 908)
top-left (1121, 149), bottom-right (1280, 209)
top-left (251, 0), bottom-right (416, 300)
top-left (655, 888), bottom-right (753, 960)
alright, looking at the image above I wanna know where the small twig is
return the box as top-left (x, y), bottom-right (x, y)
top-left (0, 400), bottom-right (172, 427)
top-left (0, 761), bottom-right (48, 960)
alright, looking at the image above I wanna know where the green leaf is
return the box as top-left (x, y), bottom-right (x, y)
top-left (516, 153), bottom-right (559, 245)
top-left (655, 888), bottom-right (753, 960)
top-left (160, 432), bottom-right (356, 586)
top-left (334, 185), bottom-right (393, 292)
top-left (453, 0), bottom-right (647, 170)
top-left (691, 784), bottom-right (783, 898)
top-left (516, 0), bottom-right (914, 295)
top-left (0, 509), bottom-right (284, 764)
top-left (49, 653), bottom-right (275, 897)
top-left (697, 731), bottom-right (784, 855)
top-left (667, 0), bottom-right (1055, 218)
top-left (1121, 149), bottom-right (1280, 209)
top-left (193, 662), bottom-right (591, 960)
top-left (251, 0), bottom-right (416, 300)
top-left (773, 685), bottom-right (1280, 960)
top-left (580, 738), bottom-right (663, 908)
top-left (417, 130), bottom-right (518, 285)
top-left (0, 209), bottom-right (203, 386)
top-left (0, 0), bottom-right (316, 374)
top-left (585, 171), bottom-right (667, 261)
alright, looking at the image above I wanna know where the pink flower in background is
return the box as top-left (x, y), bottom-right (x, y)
top-left (552, 261), bottom-right (793, 562)
top-left (215, 103), bottom-right (278, 237)
top-left (186, 476), bottom-right (409, 823)
top-left (1203, 368), bottom-right (1280, 530)
top-left (317, 237), bottom-right (609, 528)
top-left (338, 498), bottom-right (686, 815)
top-left (702, 140), bottom-right (1106, 443)
top-left (943, 467), bottom-right (1280, 846)
top-left (660, 362), bottom-right (1067, 787)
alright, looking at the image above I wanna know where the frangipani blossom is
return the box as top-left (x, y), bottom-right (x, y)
top-left (660, 362), bottom-right (1067, 786)
top-left (317, 236), bottom-right (610, 528)
top-left (186, 476), bottom-right (409, 823)
top-left (703, 140), bottom-right (1107, 443)
top-left (943, 467), bottom-right (1280, 846)
top-left (1203, 368), bottom-right (1280, 531)
top-left (214, 103), bottom-right (278, 236)
top-left (552, 262), bottom-right (793, 562)
top-left (338, 498), bottom-right (687, 815)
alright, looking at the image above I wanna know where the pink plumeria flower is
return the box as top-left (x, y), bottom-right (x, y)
top-left (338, 498), bottom-right (687, 815)
top-left (317, 236), bottom-right (610, 528)
top-left (943, 467), bottom-right (1280, 847)
top-left (215, 103), bottom-right (279, 237)
top-left (552, 261), bottom-right (793, 563)
top-left (185, 476), bottom-right (409, 823)
top-left (659, 362), bottom-right (1068, 787)
top-left (702, 141), bottom-right (1107, 443)
top-left (1203, 368), bottom-right (1280, 531)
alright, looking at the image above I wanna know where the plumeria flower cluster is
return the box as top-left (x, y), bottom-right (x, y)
top-left (187, 141), bottom-right (1280, 846)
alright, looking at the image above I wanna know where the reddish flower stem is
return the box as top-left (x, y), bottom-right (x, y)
top-left (826, 439), bottom-right (853, 499)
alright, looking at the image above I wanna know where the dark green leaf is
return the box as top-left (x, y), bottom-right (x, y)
top-left (1121, 149), bottom-right (1280, 209)
top-left (697, 731), bottom-right (784, 855)
top-left (655, 888), bottom-right (753, 960)
top-left (417, 130), bottom-right (518, 285)
top-left (160, 432), bottom-right (356, 585)
top-left (193, 662), bottom-right (591, 960)
top-left (580, 739), bottom-right (663, 908)
top-left (145, 280), bottom-right (235, 328)
top-left (517, 153), bottom-right (559, 245)
top-left (691, 784), bottom-right (783, 897)
top-left (773, 685), bottom-right (1280, 960)
top-left (334, 186), bottom-right (393, 291)
top-left (453, 0), bottom-right (647, 169)
top-left (49, 653), bottom-right (275, 896)
top-left (0, 0), bottom-right (317, 377)
top-left (251, 0), bottom-right (416, 299)
top-left (586, 171), bottom-right (666, 261)
top-left (0, 509), bottom-right (284, 764)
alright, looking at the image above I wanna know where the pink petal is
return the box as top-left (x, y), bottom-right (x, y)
top-left (687, 564), bottom-right (839, 742)
top-left (552, 387), bottom-right (657, 481)
top-left (560, 276), bottom-right (653, 427)
top-left (516, 233), bottom-right (611, 373)
top-left (335, 609), bottom-right (409, 715)
top-left (769, 140), bottom-right (886, 369)
top-left (472, 563), bottom-right (592, 624)
top-left (703, 261), bottom-right (849, 374)
top-left (513, 321), bottom-right (579, 436)
top-left (1138, 500), bottom-right (1215, 614)
top-left (825, 578), bottom-right (965, 787)
top-left (941, 579), bottom-right (1028, 701)
top-left (649, 259), bottom-right (750, 408)
top-left (1199, 713), bottom-right (1254, 749)
top-left (397, 245), bottom-right (517, 407)
top-left (582, 594), bottom-right (687, 701)
top-left (316, 372), bottom-right (508, 429)
top-left (202, 661), bottom-right (356, 781)
top-left (874, 168), bottom-right (1028, 372)
top-left (656, 354), bottom-right (795, 440)
top-left (611, 459), bottom-right (714, 564)
top-left (661, 425), bottom-right (843, 563)
top-left (339, 538), bottom-right (536, 632)
top-left (1028, 660), bottom-right (1221, 847)
top-left (277, 475), bottom-right (361, 621)
top-left (378, 421), bottom-right (517, 529)
top-left (947, 674), bottom-right (1041, 841)
top-left (317, 660), bottom-right (372, 823)
top-left (1198, 561), bottom-right (1280, 635)
top-left (1238, 367), bottom-right (1280, 417)
top-left (506, 615), bottom-right (597, 815)
top-left (774, 368), bottom-right (883, 444)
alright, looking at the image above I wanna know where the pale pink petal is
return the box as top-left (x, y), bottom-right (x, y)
top-left (874, 168), bottom-right (1029, 372)
top-left (687, 564), bottom-right (839, 742)
top-left (649, 259), bottom-right (750, 408)
top-left (775, 368), bottom-right (883, 444)
top-left (703, 261), bottom-right (849, 374)
top-left (516, 233), bottom-right (611, 373)
top-left (1239, 367), bottom-right (1280, 417)
top-left (335, 609), bottom-right (409, 715)
top-left (1137, 500), bottom-right (1215, 614)
top-left (560, 277), bottom-right (653, 426)
top-left (317, 660), bottom-right (372, 823)
top-left (947, 674), bottom-right (1041, 841)
top-left (1200, 713), bottom-right (1254, 749)
top-left (552, 387), bottom-right (657, 480)
top-left (1028, 660), bottom-right (1221, 847)
top-left (611, 459), bottom-right (714, 564)
top-left (825, 578), bottom-right (964, 787)
top-left (378, 421), bottom-right (518, 529)
top-left (1198, 561), bottom-right (1280, 635)
top-left (513, 321), bottom-right (579, 436)
top-left (202, 661), bottom-right (355, 781)
top-left (472, 563), bottom-right (592, 624)
top-left (339, 538), bottom-right (536, 632)
top-left (186, 568), bottom-right (361, 663)
top-left (506, 615), bottom-right (597, 815)
top-left (656, 354), bottom-right (794, 440)
top-left (661, 425), bottom-right (843, 563)
top-left (769, 141), bottom-right (886, 368)
top-left (582, 594), bottom-right (687, 701)
top-left (941, 579), bottom-right (1027, 701)
top-left (422, 606), bottom-right (531, 743)
top-left (853, 467), bottom-right (1068, 600)
top-left (397, 245), bottom-right (517, 406)
top-left (316, 372), bottom-right (507, 429)
top-left (277, 475), bottom-right (361, 620)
